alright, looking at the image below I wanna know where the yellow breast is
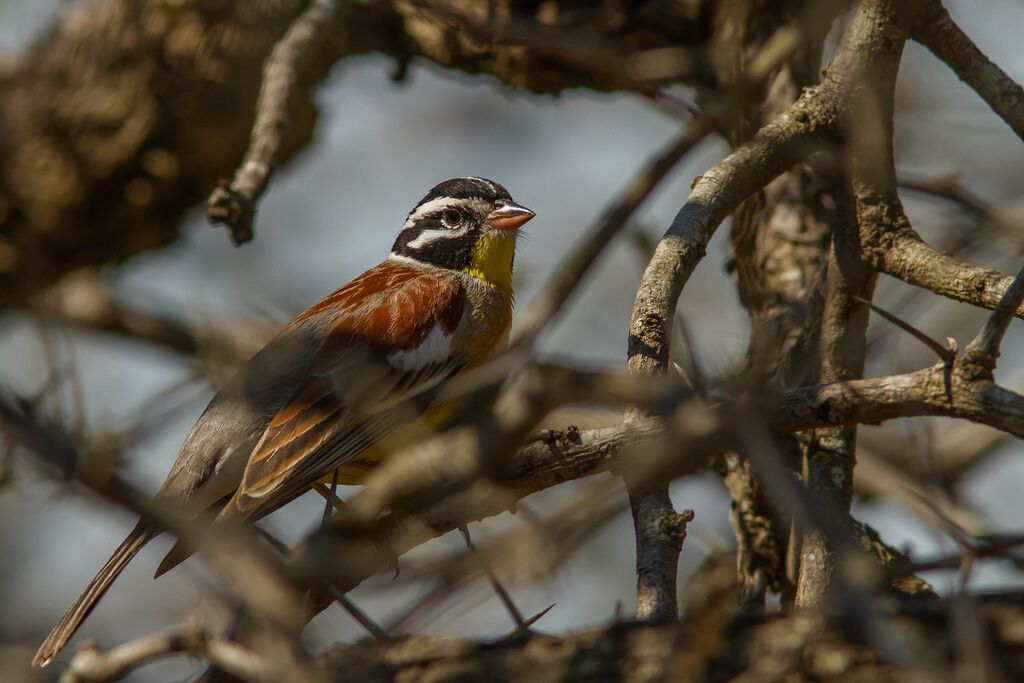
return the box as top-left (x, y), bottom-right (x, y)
top-left (459, 232), bottom-right (516, 366)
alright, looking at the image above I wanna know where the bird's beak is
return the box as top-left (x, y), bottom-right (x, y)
top-left (486, 201), bottom-right (535, 231)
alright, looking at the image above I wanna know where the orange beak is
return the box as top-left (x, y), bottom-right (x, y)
top-left (485, 201), bottom-right (535, 231)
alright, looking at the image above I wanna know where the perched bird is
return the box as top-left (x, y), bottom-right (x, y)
top-left (34, 177), bottom-right (534, 667)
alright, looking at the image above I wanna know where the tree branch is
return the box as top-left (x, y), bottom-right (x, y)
top-left (207, 0), bottom-right (348, 244)
top-left (900, 0), bottom-right (1024, 143)
top-left (60, 627), bottom-right (295, 683)
top-left (313, 595), bottom-right (1021, 682)
top-left (796, 0), bottom-right (909, 606)
top-left (963, 263), bottom-right (1024, 371)
top-left (875, 230), bottom-right (1024, 320)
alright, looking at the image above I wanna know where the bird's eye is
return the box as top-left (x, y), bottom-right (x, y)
top-left (441, 208), bottom-right (462, 228)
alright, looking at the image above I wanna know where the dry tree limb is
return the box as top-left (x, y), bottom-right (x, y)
top-left (293, 355), bottom-right (1016, 620)
top-left (855, 447), bottom-right (990, 538)
top-left (722, 8), bottom-right (838, 604)
top-left (853, 295), bottom-right (953, 361)
top-left (60, 627), bottom-right (298, 683)
top-left (458, 526), bottom-right (528, 632)
top-left (0, 0), bottom-right (314, 308)
top-left (8, 355), bottom-right (989, 643)
top-left (624, 30), bottom-right (843, 617)
top-left (509, 120), bottom-right (712, 353)
top-left (318, 598), bottom-right (1024, 683)
top-left (624, 483), bottom-right (693, 620)
top-left (873, 230), bottom-right (1024, 320)
top-left (626, 88), bottom-right (835, 382)
top-left (397, 0), bottom-right (698, 94)
top-left (796, 0), bottom-right (908, 605)
top-left (963, 263), bottom-right (1024, 371)
top-left (899, 174), bottom-right (1024, 239)
top-left (207, 0), bottom-right (349, 244)
top-left (505, 111), bottom-right (711, 625)
top-left (897, 532), bottom-right (1024, 578)
top-left (899, 0), bottom-right (1024, 143)
top-left (843, 3), bottom-right (1024, 322)
top-left (544, 3), bottom-right (847, 618)
top-left (788, 0), bottom-right (1023, 605)
top-left (64, 594), bottom-right (1024, 683)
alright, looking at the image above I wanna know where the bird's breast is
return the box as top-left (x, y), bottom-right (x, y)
top-left (453, 278), bottom-right (514, 368)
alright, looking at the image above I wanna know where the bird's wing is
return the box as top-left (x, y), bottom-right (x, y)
top-left (154, 307), bottom-right (323, 508)
top-left (223, 262), bottom-right (466, 517)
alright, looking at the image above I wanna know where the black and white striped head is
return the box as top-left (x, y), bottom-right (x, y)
top-left (391, 177), bottom-right (535, 271)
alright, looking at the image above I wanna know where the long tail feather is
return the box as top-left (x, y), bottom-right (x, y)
top-left (33, 524), bottom-right (153, 667)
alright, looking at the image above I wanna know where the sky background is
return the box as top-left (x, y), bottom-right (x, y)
top-left (2, 1), bottom-right (1024, 681)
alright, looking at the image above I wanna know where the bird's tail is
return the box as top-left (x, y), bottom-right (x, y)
top-left (33, 524), bottom-right (153, 667)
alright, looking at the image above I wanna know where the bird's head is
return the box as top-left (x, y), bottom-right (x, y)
top-left (391, 177), bottom-right (534, 294)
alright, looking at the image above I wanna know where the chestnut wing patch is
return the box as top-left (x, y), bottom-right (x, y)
top-left (228, 265), bottom-right (466, 515)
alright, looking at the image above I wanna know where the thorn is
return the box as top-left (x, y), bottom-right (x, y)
top-left (460, 525), bottom-right (526, 630)
top-left (499, 603), bottom-right (556, 641)
top-left (853, 296), bottom-right (951, 362)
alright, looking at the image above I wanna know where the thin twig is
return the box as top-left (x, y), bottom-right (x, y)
top-left (964, 263), bottom-right (1024, 370)
top-left (901, 0), bottom-right (1024, 143)
top-left (460, 525), bottom-right (527, 630)
top-left (852, 296), bottom-right (952, 361)
top-left (207, 0), bottom-right (348, 244)
top-left (893, 532), bottom-right (1024, 578)
top-left (509, 119), bottom-right (711, 352)
top-left (330, 589), bottom-right (392, 644)
top-left (59, 626), bottom-right (294, 683)
top-left (321, 470), bottom-right (340, 529)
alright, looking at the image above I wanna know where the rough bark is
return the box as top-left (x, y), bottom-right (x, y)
top-left (725, 34), bottom-right (835, 606)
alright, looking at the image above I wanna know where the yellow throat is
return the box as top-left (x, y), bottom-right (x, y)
top-left (463, 232), bottom-right (517, 297)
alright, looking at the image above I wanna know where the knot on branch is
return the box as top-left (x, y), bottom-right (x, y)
top-left (652, 508), bottom-right (695, 551)
top-left (540, 425), bottom-right (582, 450)
top-left (207, 181), bottom-right (255, 246)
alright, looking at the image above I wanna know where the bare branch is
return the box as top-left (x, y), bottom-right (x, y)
top-left (60, 627), bottom-right (294, 683)
top-left (900, 0), bottom-right (1024, 143)
top-left (627, 90), bottom-right (833, 381)
top-left (314, 597), bottom-right (1024, 683)
top-left (459, 525), bottom-right (527, 632)
top-left (510, 120), bottom-right (711, 352)
top-left (0, 0), bottom-right (727, 307)
top-left (207, 0), bottom-right (347, 244)
top-left (628, 486), bottom-right (694, 620)
top-left (964, 263), bottom-right (1024, 371)
top-left (852, 295), bottom-right (952, 362)
top-left (876, 229), bottom-right (1024, 320)
top-left (899, 174), bottom-right (1024, 239)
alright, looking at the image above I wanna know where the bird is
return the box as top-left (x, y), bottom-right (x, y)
top-left (33, 176), bottom-right (535, 667)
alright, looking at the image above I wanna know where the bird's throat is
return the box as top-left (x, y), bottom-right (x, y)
top-left (463, 232), bottom-right (516, 295)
